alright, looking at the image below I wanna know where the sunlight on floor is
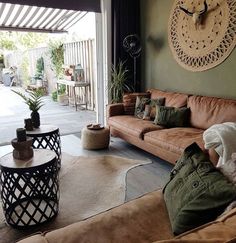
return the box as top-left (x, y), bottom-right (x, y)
top-left (0, 107), bottom-right (14, 116)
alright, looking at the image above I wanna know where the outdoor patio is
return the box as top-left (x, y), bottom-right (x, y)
top-left (0, 85), bottom-right (96, 145)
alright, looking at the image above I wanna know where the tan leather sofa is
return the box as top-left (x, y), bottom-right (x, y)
top-left (18, 89), bottom-right (236, 243)
top-left (18, 190), bottom-right (236, 243)
top-left (107, 89), bottom-right (236, 164)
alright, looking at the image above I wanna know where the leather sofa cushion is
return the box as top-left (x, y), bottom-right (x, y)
top-left (148, 89), bottom-right (188, 108)
top-left (108, 115), bottom-right (162, 139)
top-left (144, 128), bottom-right (204, 155)
top-left (188, 95), bottom-right (236, 130)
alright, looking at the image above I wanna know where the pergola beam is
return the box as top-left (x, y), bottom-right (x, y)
top-left (0, 0), bottom-right (101, 12)
top-left (0, 26), bottom-right (67, 33)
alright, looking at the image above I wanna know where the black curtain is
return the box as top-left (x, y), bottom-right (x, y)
top-left (0, 0), bottom-right (101, 12)
top-left (112, 0), bottom-right (141, 92)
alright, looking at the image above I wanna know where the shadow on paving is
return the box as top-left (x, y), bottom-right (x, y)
top-left (0, 86), bottom-right (96, 145)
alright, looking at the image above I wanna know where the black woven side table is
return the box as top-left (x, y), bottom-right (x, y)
top-left (0, 149), bottom-right (59, 228)
top-left (26, 125), bottom-right (61, 168)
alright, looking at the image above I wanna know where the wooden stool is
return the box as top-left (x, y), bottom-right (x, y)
top-left (81, 127), bottom-right (110, 150)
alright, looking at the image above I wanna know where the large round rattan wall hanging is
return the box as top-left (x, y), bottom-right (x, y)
top-left (168, 0), bottom-right (236, 72)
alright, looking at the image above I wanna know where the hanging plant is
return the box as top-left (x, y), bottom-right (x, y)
top-left (49, 42), bottom-right (64, 79)
top-left (35, 56), bottom-right (44, 80)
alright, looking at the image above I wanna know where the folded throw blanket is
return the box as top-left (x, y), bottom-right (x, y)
top-left (203, 122), bottom-right (236, 166)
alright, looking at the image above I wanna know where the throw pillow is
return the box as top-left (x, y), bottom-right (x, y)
top-left (135, 96), bottom-right (150, 119)
top-left (142, 104), bottom-right (151, 120)
top-left (163, 143), bottom-right (236, 235)
top-left (153, 105), bottom-right (190, 127)
top-left (150, 98), bottom-right (165, 119)
top-left (123, 93), bottom-right (150, 115)
top-left (142, 98), bottom-right (165, 120)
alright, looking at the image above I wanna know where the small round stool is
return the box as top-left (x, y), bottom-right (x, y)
top-left (81, 127), bottom-right (110, 150)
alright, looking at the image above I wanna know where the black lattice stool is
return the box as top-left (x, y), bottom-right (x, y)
top-left (0, 149), bottom-right (59, 228)
top-left (26, 125), bottom-right (61, 168)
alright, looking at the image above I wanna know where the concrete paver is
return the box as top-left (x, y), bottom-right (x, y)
top-left (0, 85), bottom-right (96, 145)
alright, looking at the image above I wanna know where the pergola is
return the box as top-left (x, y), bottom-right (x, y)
top-left (0, 0), bottom-right (101, 33)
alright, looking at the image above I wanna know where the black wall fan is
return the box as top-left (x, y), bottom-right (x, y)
top-left (123, 34), bottom-right (142, 91)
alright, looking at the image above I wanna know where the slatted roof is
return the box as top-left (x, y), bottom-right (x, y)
top-left (0, 3), bottom-right (88, 33)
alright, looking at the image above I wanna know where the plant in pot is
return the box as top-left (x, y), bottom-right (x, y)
top-left (57, 84), bottom-right (68, 105)
top-left (108, 60), bottom-right (132, 103)
top-left (12, 89), bottom-right (44, 128)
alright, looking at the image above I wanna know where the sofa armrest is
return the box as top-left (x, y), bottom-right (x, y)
top-left (107, 103), bottom-right (125, 118)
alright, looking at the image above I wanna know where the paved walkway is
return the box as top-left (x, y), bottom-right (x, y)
top-left (0, 85), bottom-right (96, 145)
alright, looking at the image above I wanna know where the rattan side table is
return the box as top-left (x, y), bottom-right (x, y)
top-left (26, 125), bottom-right (61, 168)
top-left (0, 149), bottom-right (59, 228)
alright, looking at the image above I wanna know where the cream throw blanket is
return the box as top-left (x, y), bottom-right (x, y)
top-left (203, 122), bottom-right (236, 167)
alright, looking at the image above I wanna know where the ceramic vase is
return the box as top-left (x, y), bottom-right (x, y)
top-left (31, 111), bottom-right (40, 128)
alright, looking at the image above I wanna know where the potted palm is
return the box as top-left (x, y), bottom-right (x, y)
top-left (12, 90), bottom-right (44, 128)
top-left (108, 60), bottom-right (132, 103)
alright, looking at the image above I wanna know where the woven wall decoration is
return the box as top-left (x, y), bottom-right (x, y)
top-left (168, 0), bottom-right (236, 72)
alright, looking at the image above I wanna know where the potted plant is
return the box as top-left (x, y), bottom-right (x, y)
top-left (12, 89), bottom-right (44, 128)
top-left (108, 60), bottom-right (132, 103)
top-left (57, 84), bottom-right (68, 105)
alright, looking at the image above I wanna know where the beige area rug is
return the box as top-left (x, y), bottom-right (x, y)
top-left (58, 153), bottom-right (151, 223)
top-left (0, 153), bottom-right (151, 243)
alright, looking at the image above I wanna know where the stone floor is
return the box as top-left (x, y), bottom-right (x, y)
top-left (0, 85), bottom-right (96, 145)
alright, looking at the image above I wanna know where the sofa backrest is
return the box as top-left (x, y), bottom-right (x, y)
top-left (148, 89), bottom-right (188, 108)
top-left (188, 95), bottom-right (236, 129)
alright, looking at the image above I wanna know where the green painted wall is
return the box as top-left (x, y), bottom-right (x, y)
top-left (141, 0), bottom-right (236, 99)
